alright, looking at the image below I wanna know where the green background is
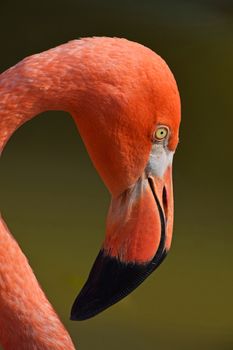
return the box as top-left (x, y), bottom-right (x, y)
top-left (0, 1), bottom-right (232, 349)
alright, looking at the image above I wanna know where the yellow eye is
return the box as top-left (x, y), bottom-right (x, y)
top-left (154, 126), bottom-right (169, 141)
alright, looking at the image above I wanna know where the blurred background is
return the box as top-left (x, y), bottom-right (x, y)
top-left (0, 0), bottom-right (232, 349)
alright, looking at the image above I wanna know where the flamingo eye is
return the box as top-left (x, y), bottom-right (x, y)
top-left (154, 126), bottom-right (169, 141)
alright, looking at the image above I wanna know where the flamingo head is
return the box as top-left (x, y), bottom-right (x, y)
top-left (70, 38), bottom-right (181, 320)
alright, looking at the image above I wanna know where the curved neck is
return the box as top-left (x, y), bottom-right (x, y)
top-left (0, 45), bottom-right (79, 349)
top-left (0, 218), bottom-right (75, 349)
top-left (0, 42), bottom-right (85, 153)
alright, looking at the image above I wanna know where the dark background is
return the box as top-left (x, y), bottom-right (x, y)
top-left (0, 1), bottom-right (232, 349)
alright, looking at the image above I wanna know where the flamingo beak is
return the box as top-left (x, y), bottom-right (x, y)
top-left (71, 163), bottom-right (174, 321)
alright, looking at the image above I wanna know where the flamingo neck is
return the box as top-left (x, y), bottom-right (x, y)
top-left (0, 43), bottom-right (82, 349)
top-left (0, 41), bottom-right (86, 153)
top-left (0, 218), bottom-right (75, 350)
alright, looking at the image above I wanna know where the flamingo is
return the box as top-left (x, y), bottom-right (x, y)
top-left (0, 37), bottom-right (181, 349)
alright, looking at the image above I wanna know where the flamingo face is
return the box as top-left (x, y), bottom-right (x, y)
top-left (70, 38), bottom-right (181, 320)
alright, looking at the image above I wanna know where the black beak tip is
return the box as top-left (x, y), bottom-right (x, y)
top-left (70, 304), bottom-right (83, 320)
top-left (70, 312), bottom-right (78, 321)
top-left (70, 309), bottom-right (86, 321)
top-left (70, 294), bottom-right (101, 321)
top-left (70, 249), bottom-right (168, 321)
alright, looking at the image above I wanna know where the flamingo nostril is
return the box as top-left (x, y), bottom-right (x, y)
top-left (162, 186), bottom-right (168, 222)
